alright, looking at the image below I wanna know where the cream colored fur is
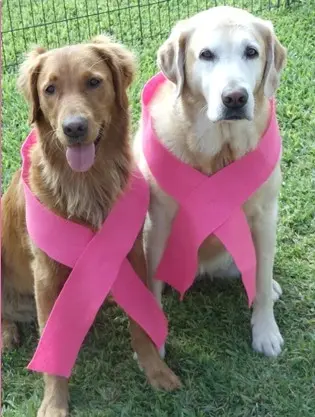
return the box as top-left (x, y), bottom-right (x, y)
top-left (134, 6), bottom-right (287, 358)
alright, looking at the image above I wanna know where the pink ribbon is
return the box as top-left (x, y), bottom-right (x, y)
top-left (142, 73), bottom-right (282, 306)
top-left (22, 131), bottom-right (167, 378)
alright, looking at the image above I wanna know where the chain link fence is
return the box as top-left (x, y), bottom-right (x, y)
top-left (1, 0), bottom-right (304, 72)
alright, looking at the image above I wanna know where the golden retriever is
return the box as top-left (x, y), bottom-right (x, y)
top-left (2, 36), bottom-right (180, 417)
top-left (134, 7), bottom-right (287, 360)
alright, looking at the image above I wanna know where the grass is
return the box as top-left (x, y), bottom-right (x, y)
top-left (2, 1), bottom-right (315, 416)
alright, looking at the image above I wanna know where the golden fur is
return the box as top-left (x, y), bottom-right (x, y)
top-left (2, 36), bottom-right (180, 417)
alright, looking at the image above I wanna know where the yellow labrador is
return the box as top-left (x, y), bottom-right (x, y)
top-left (134, 6), bottom-right (287, 358)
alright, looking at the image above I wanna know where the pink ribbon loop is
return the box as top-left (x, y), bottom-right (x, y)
top-left (142, 73), bottom-right (282, 306)
top-left (22, 131), bottom-right (167, 378)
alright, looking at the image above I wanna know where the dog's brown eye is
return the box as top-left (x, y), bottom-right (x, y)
top-left (199, 49), bottom-right (215, 61)
top-left (88, 78), bottom-right (102, 88)
top-left (45, 85), bottom-right (55, 95)
top-left (245, 47), bottom-right (258, 59)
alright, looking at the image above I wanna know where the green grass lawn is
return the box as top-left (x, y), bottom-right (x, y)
top-left (2, 1), bottom-right (315, 416)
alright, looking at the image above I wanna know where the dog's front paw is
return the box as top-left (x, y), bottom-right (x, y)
top-left (272, 279), bottom-right (282, 302)
top-left (251, 311), bottom-right (284, 357)
top-left (37, 400), bottom-right (69, 417)
top-left (145, 360), bottom-right (182, 391)
top-left (135, 345), bottom-right (181, 391)
top-left (2, 321), bottom-right (20, 350)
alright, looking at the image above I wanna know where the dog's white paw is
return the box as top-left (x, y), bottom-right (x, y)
top-left (252, 312), bottom-right (284, 357)
top-left (272, 279), bottom-right (282, 302)
top-left (133, 352), bottom-right (143, 371)
top-left (133, 344), bottom-right (165, 369)
top-left (133, 344), bottom-right (166, 373)
top-left (159, 344), bottom-right (166, 359)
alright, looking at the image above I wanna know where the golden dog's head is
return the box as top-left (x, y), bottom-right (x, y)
top-left (18, 36), bottom-right (135, 172)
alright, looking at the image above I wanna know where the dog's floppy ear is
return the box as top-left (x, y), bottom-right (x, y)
top-left (256, 19), bottom-right (287, 98)
top-left (18, 46), bottom-right (46, 124)
top-left (157, 20), bottom-right (192, 97)
top-left (91, 35), bottom-right (136, 109)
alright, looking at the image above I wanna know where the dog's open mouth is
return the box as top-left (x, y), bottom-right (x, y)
top-left (66, 124), bottom-right (104, 173)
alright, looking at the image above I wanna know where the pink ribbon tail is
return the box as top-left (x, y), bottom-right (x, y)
top-left (214, 209), bottom-right (256, 306)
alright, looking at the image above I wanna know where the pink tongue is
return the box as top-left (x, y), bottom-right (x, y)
top-left (66, 143), bottom-right (95, 172)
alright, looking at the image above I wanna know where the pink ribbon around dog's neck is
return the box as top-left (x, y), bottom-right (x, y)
top-left (142, 73), bottom-right (282, 306)
top-left (22, 130), bottom-right (167, 378)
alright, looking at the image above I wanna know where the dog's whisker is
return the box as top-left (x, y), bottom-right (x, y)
top-left (88, 58), bottom-right (107, 71)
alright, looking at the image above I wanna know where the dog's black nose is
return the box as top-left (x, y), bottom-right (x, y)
top-left (221, 88), bottom-right (248, 109)
top-left (62, 116), bottom-right (88, 140)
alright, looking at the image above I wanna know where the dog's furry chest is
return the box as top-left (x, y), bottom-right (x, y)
top-left (37, 163), bottom-right (118, 231)
top-left (61, 185), bottom-right (107, 231)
